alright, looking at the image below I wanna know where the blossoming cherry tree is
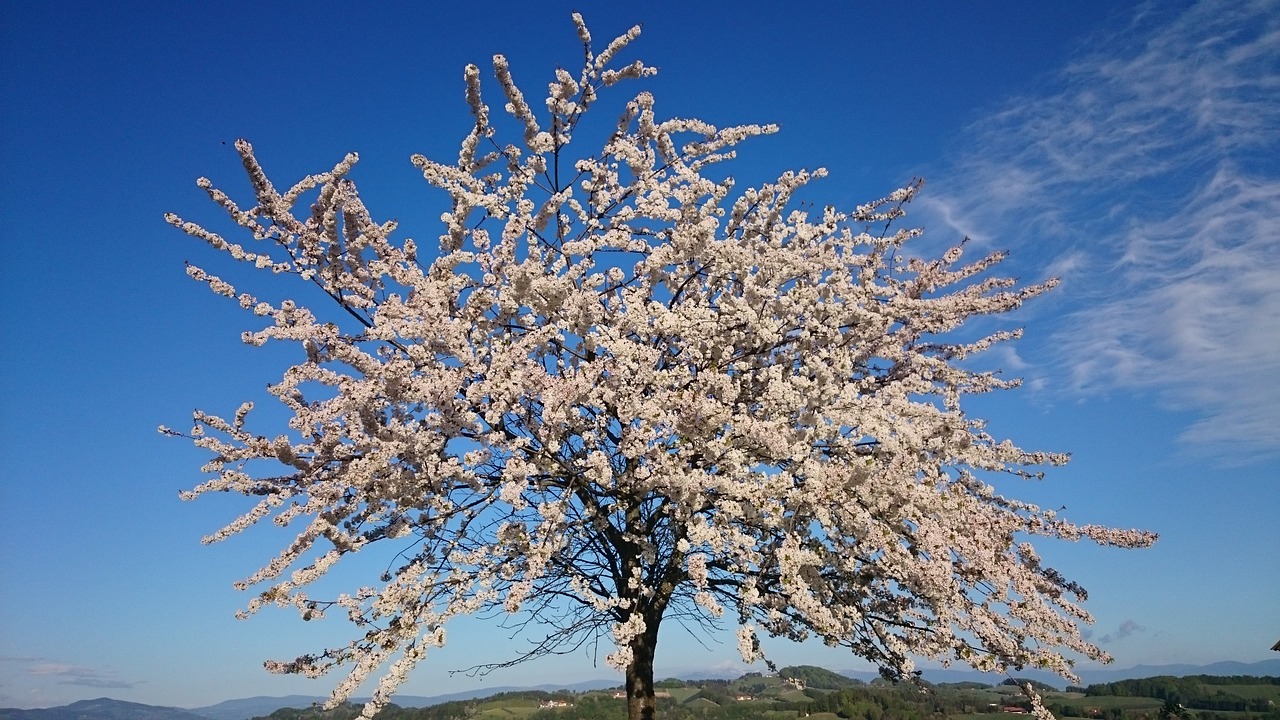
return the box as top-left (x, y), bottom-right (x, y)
top-left (165, 15), bottom-right (1154, 720)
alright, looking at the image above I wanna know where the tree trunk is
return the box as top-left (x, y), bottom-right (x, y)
top-left (625, 618), bottom-right (660, 720)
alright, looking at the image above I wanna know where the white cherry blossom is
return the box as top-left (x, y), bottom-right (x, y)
top-left (166, 16), bottom-right (1154, 720)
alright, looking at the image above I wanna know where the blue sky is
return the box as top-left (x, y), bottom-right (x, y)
top-left (1, 0), bottom-right (1277, 711)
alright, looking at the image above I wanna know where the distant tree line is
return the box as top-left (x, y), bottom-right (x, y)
top-left (1084, 675), bottom-right (1280, 713)
top-left (801, 685), bottom-right (936, 720)
top-left (1002, 678), bottom-right (1062, 693)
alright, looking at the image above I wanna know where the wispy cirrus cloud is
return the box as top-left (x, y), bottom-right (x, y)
top-left (919, 0), bottom-right (1280, 456)
top-left (26, 661), bottom-right (139, 689)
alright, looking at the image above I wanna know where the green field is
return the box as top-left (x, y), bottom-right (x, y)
top-left (663, 687), bottom-right (702, 703)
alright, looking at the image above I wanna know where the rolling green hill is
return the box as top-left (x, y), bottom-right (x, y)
top-left (9, 670), bottom-right (1278, 720)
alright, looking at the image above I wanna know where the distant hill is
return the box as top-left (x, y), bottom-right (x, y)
top-left (779, 664), bottom-right (866, 690)
top-left (0, 697), bottom-right (212, 720)
top-left (833, 658), bottom-right (1280, 689)
top-left (187, 680), bottom-right (619, 720)
top-left (12, 660), bottom-right (1280, 720)
top-left (1081, 659), bottom-right (1280, 684)
top-left (184, 696), bottom-right (320, 720)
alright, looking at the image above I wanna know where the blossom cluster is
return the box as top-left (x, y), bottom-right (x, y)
top-left (167, 14), bottom-right (1154, 720)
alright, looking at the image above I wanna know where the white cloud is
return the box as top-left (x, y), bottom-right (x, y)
top-left (1099, 619), bottom-right (1147, 644)
top-left (919, 0), bottom-right (1280, 456)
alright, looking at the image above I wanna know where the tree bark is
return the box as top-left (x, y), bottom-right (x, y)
top-left (625, 616), bottom-right (660, 720)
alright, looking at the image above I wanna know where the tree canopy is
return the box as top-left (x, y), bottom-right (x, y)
top-left (165, 14), bottom-right (1154, 720)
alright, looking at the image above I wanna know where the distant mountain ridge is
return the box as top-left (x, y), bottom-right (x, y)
top-left (0, 697), bottom-right (211, 720)
top-left (666, 659), bottom-right (1280, 689)
top-left (899, 658), bottom-right (1280, 689)
top-left (5, 659), bottom-right (1278, 720)
top-left (1078, 660), bottom-right (1280, 684)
